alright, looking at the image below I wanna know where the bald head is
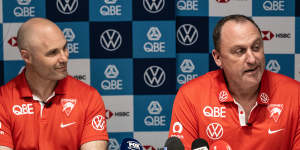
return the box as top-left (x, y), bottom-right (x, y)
top-left (17, 18), bottom-right (64, 51)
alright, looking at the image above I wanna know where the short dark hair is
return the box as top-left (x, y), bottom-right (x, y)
top-left (213, 14), bottom-right (262, 52)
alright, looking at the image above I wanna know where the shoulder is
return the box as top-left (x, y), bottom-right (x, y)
top-left (264, 71), bottom-right (300, 89)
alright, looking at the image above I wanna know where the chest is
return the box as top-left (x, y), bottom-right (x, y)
top-left (9, 97), bottom-right (84, 149)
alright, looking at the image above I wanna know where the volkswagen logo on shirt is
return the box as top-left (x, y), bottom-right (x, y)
top-left (143, 0), bottom-right (165, 13)
top-left (56, 0), bottom-right (79, 15)
top-left (144, 66), bottom-right (166, 88)
top-left (92, 115), bottom-right (106, 131)
top-left (100, 29), bottom-right (122, 51)
top-left (206, 123), bottom-right (223, 140)
top-left (177, 24), bottom-right (198, 46)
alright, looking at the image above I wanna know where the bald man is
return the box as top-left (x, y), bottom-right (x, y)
top-left (0, 18), bottom-right (108, 150)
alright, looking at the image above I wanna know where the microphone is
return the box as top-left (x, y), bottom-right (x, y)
top-left (191, 138), bottom-right (209, 150)
top-left (164, 136), bottom-right (184, 150)
top-left (210, 140), bottom-right (232, 150)
top-left (120, 138), bottom-right (143, 150)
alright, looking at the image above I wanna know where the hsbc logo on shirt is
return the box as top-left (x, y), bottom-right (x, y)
top-left (262, 30), bottom-right (291, 41)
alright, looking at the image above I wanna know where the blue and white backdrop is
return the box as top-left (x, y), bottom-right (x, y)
top-left (0, 0), bottom-right (299, 149)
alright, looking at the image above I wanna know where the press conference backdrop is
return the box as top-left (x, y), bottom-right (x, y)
top-left (1, 0), bottom-right (299, 149)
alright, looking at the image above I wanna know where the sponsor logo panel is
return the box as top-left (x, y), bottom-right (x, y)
top-left (3, 60), bottom-right (24, 84)
top-left (134, 95), bottom-right (174, 131)
top-left (252, 0), bottom-right (294, 16)
top-left (134, 59), bottom-right (176, 94)
top-left (297, 1), bottom-right (300, 16)
top-left (176, 54), bottom-right (209, 89)
top-left (3, 23), bottom-right (22, 60)
top-left (56, 22), bottom-right (90, 58)
top-left (3, 0), bottom-right (45, 22)
top-left (68, 59), bottom-right (90, 85)
top-left (90, 22), bottom-right (132, 58)
top-left (132, 21), bottom-right (176, 58)
top-left (89, 0), bottom-right (132, 21)
top-left (108, 132), bottom-right (133, 150)
top-left (265, 54), bottom-right (294, 78)
top-left (46, 0), bottom-right (89, 21)
top-left (209, 0), bottom-right (251, 17)
top-left (134, 131), bottom-right (169, 150)
top-left (176, 17), bottom-right (208, 53)
top-left (176, 0), bottom-right (208, 16)
top-left (103, 95), bottom-right (133, 132)
top-left (253, 17), bottom-right (294, 54)
top-left (91, 59), bottom-right (133, 95)
top-left (132, 0), bottom-right (175, 20)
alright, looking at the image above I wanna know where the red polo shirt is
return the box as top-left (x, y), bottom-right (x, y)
top-left (169, 69), bottom-right (300, 150)
top-left (0, 71), bottom-right (108, 149)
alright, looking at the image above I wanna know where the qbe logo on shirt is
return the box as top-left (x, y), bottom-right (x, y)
top-left (176, 54), bottom-right (208, 89)
top-left (253, 0), bottom-right (294, 16)
top-left (91, 59), bottom-right (133, 95)
top-left (3, 0), bottom-right (45, 22)
top-left (134, 95), bottom-right (174, 131)
top-left (90, 0), bottom-right (132, 21)
top-left (90, 22), bottom-right (132, 58)
top-left (133, 21), bottom-right (175, 58)
top-left (265, 54), bottom-right (294, 78)
top-left (56, 22), bottom-right (90, 58)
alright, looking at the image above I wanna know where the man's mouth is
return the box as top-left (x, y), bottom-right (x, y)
top-left (245, 66), bottom-right (258, 73)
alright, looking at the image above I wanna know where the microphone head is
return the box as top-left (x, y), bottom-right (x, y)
top-left (164, 136), bottom-right (184, 150)
top-left (191, 138), bottom-right (209, 150)
top-left (120, 138), bottom-right (143, 150)
top-left (210, 140), bottom-right (232, 150)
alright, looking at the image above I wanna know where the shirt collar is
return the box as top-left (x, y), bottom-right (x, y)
top-left (215, 69), bottom-right (270, 105)
top-left (16, 70), bottom-right (68, 98)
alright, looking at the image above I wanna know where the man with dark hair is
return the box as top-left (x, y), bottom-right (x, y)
top-left (169, 14), bottom-right (300, 149)
top-left (0, 18), bottom-right (108, 150)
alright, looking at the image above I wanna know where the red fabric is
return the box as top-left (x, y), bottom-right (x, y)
top-left (169, 69), bottom-right (300, 150)
top-left (0, 71), bottom-right (108, 150)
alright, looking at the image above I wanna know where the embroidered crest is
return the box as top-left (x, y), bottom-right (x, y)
top-left (260, 93), bottom-right (269, 103)
top-left (267, 104), bottom-right (283, 123)
top-left (219, 90), bottom-right (228, 102)
top-left (61, 99), bottom-right (76, 117)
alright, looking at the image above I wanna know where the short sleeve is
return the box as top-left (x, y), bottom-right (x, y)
top-left (80, 87), bottom-right (109, 145)
top-left (168, 88), bottom-right (198, 150)
top-left (0, 96), bottom-right (14, 149)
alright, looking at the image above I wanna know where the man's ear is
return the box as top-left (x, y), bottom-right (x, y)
top-left (212, 49), bottom-right (222, 68)
top-left (20, 49), bottom-right (31, 64)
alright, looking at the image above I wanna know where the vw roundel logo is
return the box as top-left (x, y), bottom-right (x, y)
top-left (143, 0), bottom-right (165, 14)
top-left (177, 24), bottom-right (198, 46)
top-left (56, 0), bottom-right (79, 15)
top-left (144, 66), bottom-right (166, 88)
top-left (100, 29), bottom-right (122, 51)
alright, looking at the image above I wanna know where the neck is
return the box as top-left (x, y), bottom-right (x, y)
top-left (25, 68), bottom-right (57, 102)
top-left (227, 81), bottom-right (260, 103)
